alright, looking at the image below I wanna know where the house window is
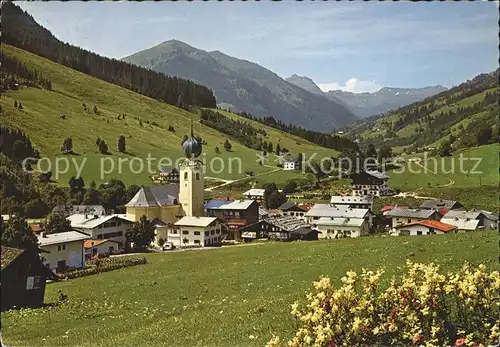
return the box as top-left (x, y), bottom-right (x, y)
top-left (194, 231), bottom-right (201, 236)
top-left (57, 245), bottom-right (62, 251)
top-left (408, 219), bottom-right (411, 223)
top-left (195, 173), bottom-right (200, 180)
top-left (235, 211), bottom-right (240, 217)
top-left (171, 230), bottom-right (178, 234)
top-left (417, 231), bottom-right (423, 235)
top-left (182, 230), bottom-right (189, 235)
top-left (194, 240), bottom-right (201, 245)
top-left (205, 231), bottom-right (209, 236)
top-left (184, 172), bottom-right (188, 180)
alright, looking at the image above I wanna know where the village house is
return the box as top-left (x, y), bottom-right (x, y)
top-left (441, 210), bottom-right (498, 231)
top-left (392, 220), bottom-right (457, 236)
top-left (1, 246), bottom-right (56, 311)
top-left (205, 200), bottom-right (259, 240)
top-left (84, 239), bottom-right (120, 259)
top-left (168, 216), bottom-right (223, 247)
top-left (330, 195), bottom-right (374, 210)
top-left (419, 199), bottom-right (464, 211)
top-left (305, 204), bottom-right (373, 227)
top-left (264, 215), bottom-right (319, 242)
top-left (240, 220), bottom-right (271, 241)
top-left (350, 170), bottom-right (391, 196)
top-left (386, 208), bottom-right (442, 228)
top-left (242, 188), bottom-right (266, 201)
top-left (277, 202), bottom-right (309, 220)
top-left (283, 159), bottom-right (299, 171)
top-left (315, 217), bottom-right (370, 239)
top-left (37, 231), bottom-right (89, 273)
top-left (380, 205), bottom-right (409, 216)
top-left (52, 204), bottom-right (106, 217)
top-left (67, 214), bottom-right (134, 250)
top-left (150, 167), bottom-right (180, 184)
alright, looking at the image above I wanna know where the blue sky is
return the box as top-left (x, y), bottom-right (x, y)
top-left (18, 1), bottom-right (499, 93)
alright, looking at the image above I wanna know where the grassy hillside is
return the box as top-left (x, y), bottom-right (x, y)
top-left (2, 231), bottom-right (497, 346)
top-left (1, 44), bottom-right (334, 186)
top-left (343, 70), bottom-right (499, 151)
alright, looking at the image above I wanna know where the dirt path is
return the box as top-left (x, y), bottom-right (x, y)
top-left (204, 167), bottom-right (282, 192)
top-left (413, 159), bottom-right (455, 188)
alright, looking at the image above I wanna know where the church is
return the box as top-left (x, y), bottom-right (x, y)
top-left (126, 126), bottom-right (223, 247)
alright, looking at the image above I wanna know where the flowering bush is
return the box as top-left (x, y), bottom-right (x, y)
top-left (268, 262), bottom-right (500, 347)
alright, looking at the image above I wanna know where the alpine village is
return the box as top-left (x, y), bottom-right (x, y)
top-left (0, 2), bottom-right (498, 347)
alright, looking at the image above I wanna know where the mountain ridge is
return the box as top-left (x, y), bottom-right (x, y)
top-left (122, 40), bottom-right (358, 132)
top-left (285, 74), bottom-right (448, 118)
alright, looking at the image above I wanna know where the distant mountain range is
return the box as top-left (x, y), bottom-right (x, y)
top-left (286, 74), bottom-right (447, 118)
top-left (122, 40), bottom-right (358, 132)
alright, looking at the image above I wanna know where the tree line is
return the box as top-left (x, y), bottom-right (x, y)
top-left (236, 111), bottom-right (359, 152)
top-left (2, 2), bottom-right (216, 109)
top-left (0, 52), bottom-right (52, 92)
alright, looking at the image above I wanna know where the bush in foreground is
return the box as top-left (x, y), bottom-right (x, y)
top-left (268, 262), bottom-right (499, 347)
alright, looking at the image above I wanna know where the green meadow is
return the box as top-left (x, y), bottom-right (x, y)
top-left (1, 44), bottom-right (334, 187)
top-left (2, 231), bottom-right (497, 347)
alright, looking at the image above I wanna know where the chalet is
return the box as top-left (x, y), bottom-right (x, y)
top-left (330, 195), bottom-right (374, 210)
top-left (240, 220), bottom-right (271, 241)
top-left (305, 204), bottom-right (373, 227)
top-left (52, 205), bottom-right (106, 217)
top-left (264, 215), bottom-right (318, 241)
top-left (315, 217), bottom-right (369, 239)
top-left (205, 200), bottom-right (259, 240)
top-left (1, 246), bottom-right (56, 311)
top-left (84, 239), bottom-right (120, 259)
top-left (283, 159), bottom-right (299, 171)
top-left (393, 220), bottom-right (457, 236)
top-left (242, 189), bottom-right (265, 201)
top-left (386, 208), bottom-right (442, 228)
top-left (441, 210), bottom-right (498, 231)
top-left (419, 199), bottom-right (464, 212)
top-left (350, 170), bottom-right (391, 196)
top-left (67, 214), bottom-right (134, 249)
top-left (277, 202), bottom-right (308, 220)
top-left (37, 231), bottom-right (89, 273)
top-left (170, 216), bottom-right (223, 247)
top-left (151, 167), bottom-right (180, 184)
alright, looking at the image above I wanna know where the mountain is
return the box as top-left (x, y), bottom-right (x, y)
top-left (122, 40), bottom-right (358, 132)
top-left (326, 86), bottom-right (448, 118)
top-left (285, 74), bottom-right (447, 118)
top-left (341, 69), bottom-right (499, 151)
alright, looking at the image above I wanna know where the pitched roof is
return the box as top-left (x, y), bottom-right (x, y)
top-left (84, 239), bottom-right (119, 248)
top-left (264, 215), bottom-right (311, 232)
top-left (204, 200), bottom-right (234, 209)
top-left (278, 201), bottom-right (297, 210)
top-left (442, 210), bottom-right (483, 220)
top-left (37, 230), bottom-right (90, 246)
top-left (68, 214), bottom-right (134, 229)
top-left (305, 204), bottom-right (370, 219)
top-left (386, 208), bottom-right (439, 219)
top-left (419, 199), bottom-right (462, 210)
top-left (330, 195), bottom-right (373, 205)
top-left (366, 170), bottom-right (390, 179)
top-left (316, 217), bottom-right (367, 227)
top-left (440, 218), bottom-right (480, 231)
top-left (1, 246), bottom-right (25, 270)
top-left (174, 216), bottom-right (219, 227)
top-left (395, 219), bottom-right (457, 233)
top-left (242, 188), bottom-right (265, 197)
top-left (52, 205), bottom-right (106, 216)
top-left (380, 205), bottom-right (409, 212)
top-left (205, 199), bottom-right (256, 210)
top-left (125, 185), bottom-right (179, 207)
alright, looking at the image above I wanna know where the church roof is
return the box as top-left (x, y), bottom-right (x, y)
top-left (125, 185), bottom-right (179, 207)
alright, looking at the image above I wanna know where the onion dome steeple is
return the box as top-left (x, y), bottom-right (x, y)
top-left (182, 124), bottom-right (202, 158)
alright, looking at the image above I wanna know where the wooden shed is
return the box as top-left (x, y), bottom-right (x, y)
top-left (1, 246), bottom-right (55, 311)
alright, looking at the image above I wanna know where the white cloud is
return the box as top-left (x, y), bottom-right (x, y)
top-left (318, 78), bottom-right (382, 94)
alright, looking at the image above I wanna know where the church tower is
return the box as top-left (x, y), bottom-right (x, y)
top-left (179, 126), bottom-right (204, 217)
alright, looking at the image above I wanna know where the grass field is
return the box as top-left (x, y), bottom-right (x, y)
top-left (0, 44), bottom-right (331, 186)
top-left (2, 231), bottom-right (498, 347)
top-left (388, 144), bottom-right (498, 189)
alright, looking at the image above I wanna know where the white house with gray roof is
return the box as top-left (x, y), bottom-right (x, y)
top-left (168, 216), bottom-right (223, 247)
top-left (330, 195), bottom-right (373, 210)
top-left (442, 210), bottom-right (498, 231)
top-left (315, 217), bottom-right (369, 239)
top-left (67, 214), bottom-right (134, 249)
top-left (37, 230), bottom-right (89, 272)
top-left (305, 204), bottom-right (373, 227)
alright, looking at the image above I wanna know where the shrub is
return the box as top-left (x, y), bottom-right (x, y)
top-left (268, 262), bottom-right (500, 347)
top-left (59, 257), bottom-right (146, 279)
